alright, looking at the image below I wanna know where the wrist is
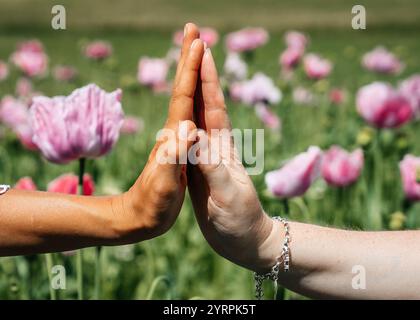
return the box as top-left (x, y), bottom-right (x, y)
top-left (110, 191), bottom-right (158, 244)
top-left (251, 213), bottom-right (285, 273)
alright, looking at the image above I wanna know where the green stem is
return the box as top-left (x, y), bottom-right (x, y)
top-left (76, 158), bottom-right (85, 300)
top-left (45, 253), bottom-right (56, 300)
top-left (94, 246), bottom-right (102, 299)
top-left (282, 199), bottom-right (290, 216)
top-left (368, 132), bottom-right (383, 230)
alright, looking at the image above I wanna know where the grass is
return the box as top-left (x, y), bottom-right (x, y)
top-left (0, 1), bottom-right (420, 299)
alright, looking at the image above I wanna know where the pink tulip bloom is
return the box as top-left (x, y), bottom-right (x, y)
top-left (137, 57), bottom-right (169, 90)
top-left (284, 31), bottom-right (308, 51)
top-left (15, 177), bottom-right (37, 191)
top-left (292, 87), bottom-right (315, 106)
top-left (17, 40), bottom-right (44, 53)
top-left (399, 74), bottom-right (420, 116)
top-left (400, 155), bottom-right (420, 201)
top-left (303, 54), bottom-right (332, 80)
top-left (224, 52), bottom-right (248, 81)
top-left (173, 27), bottom-right (219, 48)
top-left (279, 47), bottom-right (302, 70)
top-left (30, 83), bottom-right (124, 164)
top-left (47, 173), bottom-right (95, 196)
top-left (84, 41), bottom-right (112, 60)
top-left (230, 73), bottom-right (282, 106)
top-left (0, 60), bottom-right (9, 81)
top-left (329, 88), bottom-right (346, 105)
top-left (265, 146), bottom-right (323, 198)
top-left (11, 49), bottom-right (48, 77)
top-left (120, 116), bottom-right (144, 134)
top-left (53, 65), bottom-right (77, 82)
top-left (356, 82), bottom-right (413, 128)
top-left (225, 27), bottom-right (269, 53)
top-left (322, 146), bottom-right (364, 187)
top-left (255, 103), bottom-right (281, 130)
top-left (362, 46), bottom-right (404, 75)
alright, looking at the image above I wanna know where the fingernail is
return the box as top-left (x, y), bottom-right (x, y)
top-left (205, 47), bottom-right (212, 57)
top-left (203, 42), bottom-right (208, 50)
top-left (184, 24), bottom-right (189, 37)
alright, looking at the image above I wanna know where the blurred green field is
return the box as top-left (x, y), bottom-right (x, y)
top-left (1, 1), bottom-right (420, 300)
top-left (1, 0), bottom-right (420, 30)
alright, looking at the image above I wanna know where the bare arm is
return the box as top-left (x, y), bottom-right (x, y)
top-left (261, 220), bottom-right (420, 299)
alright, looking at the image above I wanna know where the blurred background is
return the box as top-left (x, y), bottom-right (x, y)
top-left (0, 0), bottom-right (420, 299)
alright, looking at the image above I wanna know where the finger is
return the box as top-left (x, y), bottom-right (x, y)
top-left (168, 39), bottom-right (205, 126)
top-left (201, 48), bottom-right (231, 131)
top-left (174, 23), bottom-right (200, 86)
top-left (155, 120), bottom-right (198, 182)
top-left (195, 130), bottom-right (232, 191)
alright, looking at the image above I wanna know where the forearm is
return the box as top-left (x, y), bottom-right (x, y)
top-left (261, 220), bottom-right (420, 299)
top-left (0, 189), bottom-right (145, 256)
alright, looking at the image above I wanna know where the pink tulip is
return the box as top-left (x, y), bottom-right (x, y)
top-left (321, 146), bottom-right (364, 187)
top-left (284, 31), bottom-right (308, 51)
top-left (0, 60), bottom-right (9, 81)
top-left (399, 74), bottom-right (420, 116)
top-left (173, 27), bottom-right (219, 48)
top-left (47, 173), bottom-right (95, 196)
top-left (255, 103), bottom-right (281, 130)
top-left (279, 47), bottom-right (302, 70)
top-left (356, 82), bottom-right (413, 128)
top-left (230, 73), bottom-right (282, 106)
top-left (84, 41), bottom-right (112, 60)
top-left (303, 53), bottom-right (332, 80)
top-left (30, 83), bottom-right (124, 164)
top-left (362, 46), bottom-right (403, 75)
top-left (137, 57), bottom-right (169, 90)
top-left (11, 49), bottom-right (48, 77)
top-left (225, 27), bottom-right (269, 53)
top-left (120, 116), bottom-right (144, 134)
top-left (224, 53), bottom-right (248, 81)
top-left (265, 146), bottom-right (323, 198)
top-left (53, 65), bottom-right (77, 82)
top-left (329, 88), bottom-right (346, 105)
top-left (17, 40), bottom-right (44, 53)
top-left (15, 177), bottom-right (37, 191)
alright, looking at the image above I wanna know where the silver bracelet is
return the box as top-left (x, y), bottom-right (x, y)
top-left (254, 216), bottom-right (291, 300)
top-left (0, 185), bottom-right (11, 195)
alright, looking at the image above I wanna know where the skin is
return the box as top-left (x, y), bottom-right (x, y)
top-left (188, 23), bottom-right (420, 299)
top-left (0, 23), bottom-right (204, 257)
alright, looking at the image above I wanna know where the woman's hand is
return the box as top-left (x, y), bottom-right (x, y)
top-left (115, 24), bottom-right (204, 242)
top-left (188, 47), bottom-right (283, 273)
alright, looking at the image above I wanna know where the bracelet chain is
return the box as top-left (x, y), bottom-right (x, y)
top-left (254, 216), bottom-right (290, 300)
